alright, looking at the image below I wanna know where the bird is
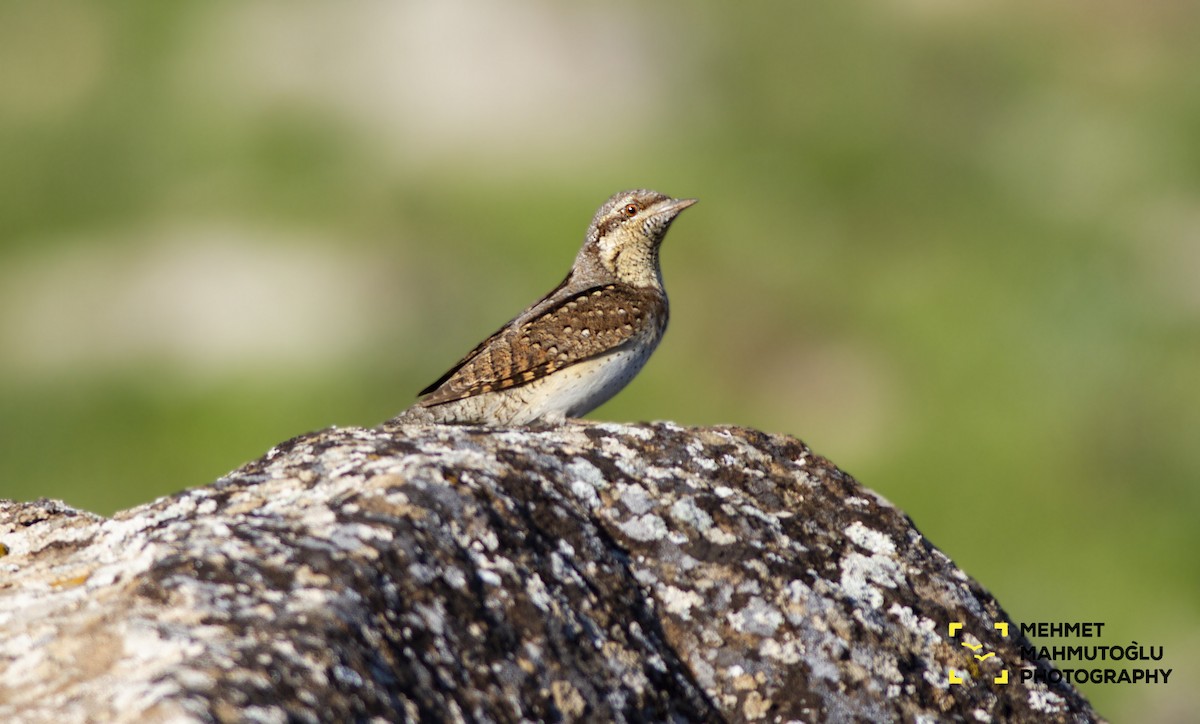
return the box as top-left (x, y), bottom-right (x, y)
top-left (391, 189), bottom-right (696, 426)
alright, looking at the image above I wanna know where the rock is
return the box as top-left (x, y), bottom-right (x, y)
top-left (0, 422), bottom-right (1101, 723)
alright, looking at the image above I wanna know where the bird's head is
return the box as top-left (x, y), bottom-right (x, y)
top-left (580, 189), bottom-right (697, 287)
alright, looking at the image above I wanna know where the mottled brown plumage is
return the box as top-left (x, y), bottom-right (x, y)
top-left (394, 189), bottom-right (695, 425)
top-left (418, 285), bottom-right (668, 406)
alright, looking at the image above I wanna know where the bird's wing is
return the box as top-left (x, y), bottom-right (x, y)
top-left (415, 271), bottom-right (575, 397)
top-left (416, 284), bottom-right (667, 407)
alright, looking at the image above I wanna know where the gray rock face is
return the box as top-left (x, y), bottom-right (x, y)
top-left (0, 422), bottom-right (1100, 723)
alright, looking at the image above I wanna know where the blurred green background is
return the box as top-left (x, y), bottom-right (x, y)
top-left (2, 1), bottom-right (1196, 718)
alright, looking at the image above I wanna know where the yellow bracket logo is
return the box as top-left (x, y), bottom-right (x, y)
top-left (948, 621), bottom-right (1009, 685)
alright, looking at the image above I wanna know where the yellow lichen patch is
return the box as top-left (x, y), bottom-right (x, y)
top-left (732, 672), bottom-right (758, 691)
top-left (51, 571), bottom-right (92, 588)
top-left (364, 473), bottom-right (408, 490)
top-left (389, 504), bottom-right (428, 521)
top-left (550, 680), bottom-right (586, 718)
top-left (742, 691), bottom-right (771, 720)
top-left (293, 565), bottom-right (331, 588)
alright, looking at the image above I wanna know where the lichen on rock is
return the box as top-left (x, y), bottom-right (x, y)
top-left (0, 422), bottom-right (1101, 722)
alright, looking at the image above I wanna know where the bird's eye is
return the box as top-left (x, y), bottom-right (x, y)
top-left (622, 203), bottom-right (639, 217)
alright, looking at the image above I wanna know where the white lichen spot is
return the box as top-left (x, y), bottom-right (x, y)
top-left (246, 706), bottom-right (289, 724)
top-left (632, 567), bottom-right (658, 588)
top-left (660, 585), bottom-right (705, 620)
top-left (596, 437), bottom-right (645, 474)
top-left (759, 637), bottom-right (803, 664)
top-left (713, 486), bottom-right (735, 499)
top-left (442, 567), bottom-right (467, 590)
top-left (738, 504), bottom-right (781, 528)
top-left (704, 527), bottom-right (738, 545)
top-left (785, 579), bottom-right (811, 602)
top-left (727, 596), bottom-right (784, 637)
top-left (844, 521), bottom-right (895, 556)
top-left (839, 552), bottom-right (902, 609)
top-left (597, 423), bottom-right (653, 440)
top-left (566, 458), bottom-right (606, 489)
top-left (328, 522), bottom-right (392, 552)
top-left (669, 497), bottom-right (714, 531)
top-left (689, 656), bottom-right (716, 689)
top-left (1027, 688), bottom-right (1066, 713)
top-left (548, 552), bottom-right (568, 580)
top-left (619, 484), bottom-right (654, 515)
top-left (887, 603), bottom-right (916, 626)
top-left (479, 529), bottom-right (499, 552)
top-left (736, 575), bottom-right (763, 596)
top-left (569, 480), bottom-right (601, 510)
top-left (686, 440), bottom-right (719, 471)
top-left (923, 668), bottom-right (951, 690)
top-left (700, 628), bottom-right (724, 648)
top-left (175, 668), bottom-right (216, 691)
top-left (617, 513), bottom-right (667, 542)
top-left (644, 464), bottom-right (681, 482)
top-left (286, 587), bottom-right (336, 615)
top-left (525, 574), bottom-right (552, 612)
top-left (413, 601), bottom-right (446, 636)
top-left (852, 647), bottom-right (902, 685)
top-left (612, 456), bottom-right (642, 478)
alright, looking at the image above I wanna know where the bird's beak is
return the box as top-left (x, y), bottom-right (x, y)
top-left (646, 197), bottom-right (697, 244)
top-left (664, 198), bottom-right (698, 215)
top-left (652, 197), bottom-right (697, 222)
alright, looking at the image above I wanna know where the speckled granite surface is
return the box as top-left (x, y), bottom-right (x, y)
top-left (0, 422), bottom-right (1100, 722)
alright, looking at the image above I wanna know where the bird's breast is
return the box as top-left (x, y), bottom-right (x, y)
top-left (511, 337), bottom-right (661, 422)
